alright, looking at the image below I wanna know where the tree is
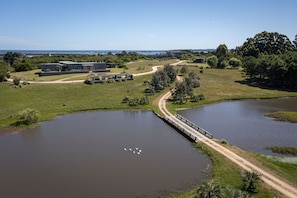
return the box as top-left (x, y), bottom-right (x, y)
top-left (229, 57), bottom-right (242, 68)
top-left (16, 108), bottom-right (41, 125)
top-left (150, 70), bottom-right (170, 92)
top-left (241, 171), bottom-right (260, 193)
top-left (239, 31), bottom-right (294, 57)
top-left (13, 77), bottom-right (21, 87)
top-left (216, 44), bottom-right (228, 58)
top-left (218, 59), bottom-right (229, 69)
top-left (207, 55), bottom-right (218, 68)
top-left (197, 179), bottom-right (224, 198)
top-left (293, 34), bottom-right (297, 50)
top-left (163, 64), bottom-right (177, 83)
top-left (0, 63), bottom-right (9, 82)
top-left (242, 52), bottom-right (297, 89)
top-left (3, 52), bottom-right (23, 66)
top-left (180, 66), bottom-right (189, 75)
top-left (13, 59), bottom-right (34, 72)
top-left (173, 81), bottom-right (188, 104)
top-left (188, 71), bottom-right (200, 80)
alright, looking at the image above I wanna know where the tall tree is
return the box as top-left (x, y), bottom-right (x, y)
top-left (163, 64), bottom-right (177, 83)
top-left (0, 63), bottom-right (9, 82)
top-left (3, 52), bottom-right (23, 66)
top-left (239, 31), bottom-right (293, 57)
top-left (216, 44), bottom-right (228, 58)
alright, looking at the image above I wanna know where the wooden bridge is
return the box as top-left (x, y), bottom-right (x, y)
top-left (156, 113), bottom-right (213, 142)
top-left (156, 91), bottom-right (213, 142)
top-left (176, 114), bottom-right (213, 139)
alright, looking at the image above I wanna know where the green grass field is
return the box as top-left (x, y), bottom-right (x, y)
top-left (0, 74), bottom-right (160, 128)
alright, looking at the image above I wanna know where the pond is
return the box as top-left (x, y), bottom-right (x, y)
top-left (179, 98), bottom-right (297, 156)
top-left (0, 110), bottom-right (210, 198)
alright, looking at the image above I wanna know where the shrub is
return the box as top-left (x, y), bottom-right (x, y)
top-left (220, 139), bottom-right (228, 144)
top-left (122, 96), bottom-right (129, 103)
top-left (139, 96), bottom-right (149, 105)
top-left (13, 77), bottom-right (21, 86)
top-left (16, 108), bottom-right (41, 125)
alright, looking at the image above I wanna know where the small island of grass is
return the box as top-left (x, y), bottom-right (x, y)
top-left (266, 146), bottom-right (297, 156)
top-left (265, 111), bottom-right (297, 123)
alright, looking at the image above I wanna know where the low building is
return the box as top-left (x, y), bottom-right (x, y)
top-left (41, 61), bottom-right (110, 72)
top-left (193, 58), bottom-right (206, 63)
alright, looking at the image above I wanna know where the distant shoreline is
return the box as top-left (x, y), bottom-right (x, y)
top-left (0, 49), bottom-right (215, 55)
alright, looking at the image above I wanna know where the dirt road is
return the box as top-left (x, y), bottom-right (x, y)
top-left (158, 90), bottom-right (297, 198)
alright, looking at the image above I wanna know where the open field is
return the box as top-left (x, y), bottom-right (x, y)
top-left (166, 142), bottom-right (281, 198)
top-left (0, 74), bottom-right (159, 128)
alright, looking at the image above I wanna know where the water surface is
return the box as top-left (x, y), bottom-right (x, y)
top-left (179, 98), bottom-right (297, 156)
top-left (0, 110), bottom-right (209, 198)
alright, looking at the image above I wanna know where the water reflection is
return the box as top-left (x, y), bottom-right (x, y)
top-left (0, 110), bottom-right (210, 198)
top-left (179, 98), bottom-right (297, 156)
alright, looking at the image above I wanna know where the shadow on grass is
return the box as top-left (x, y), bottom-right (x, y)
top-left (235, 78), bottom-right (297, 93)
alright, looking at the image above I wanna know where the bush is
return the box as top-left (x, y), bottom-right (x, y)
top-left (122, 96), bottom-right (130, 103)
top-left (13, 78), bottom-right (21, 86)
top-left (16, 108), bottom-right (41, 125)
top-left (220, 139), bottom-right (228, 144)
top-left (139, 96), bottom-right (149, 105)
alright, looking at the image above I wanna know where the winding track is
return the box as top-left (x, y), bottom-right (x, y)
top-left (158, 90), bottom-right (297, 198)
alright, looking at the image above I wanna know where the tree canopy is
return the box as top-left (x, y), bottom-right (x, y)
top-left (239, 31), bottom-right (294, 57)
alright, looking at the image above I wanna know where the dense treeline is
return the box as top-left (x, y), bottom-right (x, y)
top-left (238, 31), bottom-right (297, 89)
top-left (205, 31), bottom-right (297, 90)
top-left (243, 52), bottom-right (297, 89)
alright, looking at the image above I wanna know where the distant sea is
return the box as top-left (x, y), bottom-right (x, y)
top-left (0, 50), bottom-right (167, 55)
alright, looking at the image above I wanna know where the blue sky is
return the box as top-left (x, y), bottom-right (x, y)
top-left (1, 0), bottom-right (296, 50)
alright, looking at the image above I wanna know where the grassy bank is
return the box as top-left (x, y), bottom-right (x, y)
top-left (265, 111), bottom-right (297, 123)
top-left (166, 142), bottom-right (281, 198)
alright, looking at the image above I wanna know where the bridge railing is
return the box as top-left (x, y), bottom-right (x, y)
top-left (176, 114), bottom-right (213, 139)
top-left (163, 116), bottom-right (198, 142)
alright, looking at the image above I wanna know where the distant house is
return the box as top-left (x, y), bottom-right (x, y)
top-left (193, 58), bottom-right (206, 63)
top-left (40, 61), bottom-right (115, 76)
